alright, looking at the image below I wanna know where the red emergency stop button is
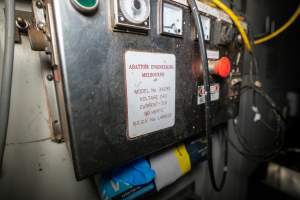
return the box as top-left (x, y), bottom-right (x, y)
top-left (210, 57), bottom-right (231, 78)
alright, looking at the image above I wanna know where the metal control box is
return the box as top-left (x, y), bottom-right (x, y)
top-left (51, 0), bottom-right (242, 180)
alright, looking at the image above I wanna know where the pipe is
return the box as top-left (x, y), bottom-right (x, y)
top-left (0, 0), bottom-right (16, 171)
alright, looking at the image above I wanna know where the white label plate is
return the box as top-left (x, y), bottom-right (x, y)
top-left (125, 51), bottom-right (176, 138)
top-left (206, 50), bottom-right (220, 60)
top-left (198, 83), bottom-right (220, 105)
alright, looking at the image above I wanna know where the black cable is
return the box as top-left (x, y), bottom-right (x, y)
top-left (230, 72), bottom-right (285, 160)
top-left (187, 0), bottom-right (227, 192)
top-left (216, 126), bottom-right (229, 190)
top-left (237, 21), bottom-right (285, 158)
top-left (225, 27), bottom-right (285, 161)
top-left (231, 120), bottom-right (284, 159)
top-left (239, 85), bottom-right (283, 149)
top-left (223, 124), bottom-right (283, 162)
top-left (229, 0), bottom-right (234, 9)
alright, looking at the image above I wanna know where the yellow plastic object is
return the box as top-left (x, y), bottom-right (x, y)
top-left (255, 5), bottom-right (300, 45)
top-left (211, 0), bottom-right (253, 52)
top-left (174, 144), bottom-right (191, 175)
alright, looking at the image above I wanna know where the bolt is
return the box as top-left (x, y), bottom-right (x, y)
top-left (36, 1), bottom-right (43, 8)
top-left (45, 47), bottom-right (51, 55)
top-left (144, 21), bottom-right (148, 26)
top-left (16, 17), bottom-right (29, 31)
top-left (47, 74), bottom-right (54, 81)
top-left (17, 17), bottom-right (23, 23)
top-left (37, 22), bottom-right (45, 30)
top-left (237, 34), bottom-right (243, 45)
top-left (120, 16), bottom-right (125, 22)
top-left (255, 81), bottom-right (262, 88)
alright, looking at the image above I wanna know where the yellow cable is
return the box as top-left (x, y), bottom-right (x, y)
top-left (254, 5), bottom-right (300, 45)
top-left (211, 0), bottom-right (252, 52)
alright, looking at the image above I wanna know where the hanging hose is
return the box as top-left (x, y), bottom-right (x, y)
top-left (187, 0), bottom-right (228, 192)
top-left (254, 4), bottom-right (300, 45)
top-left (0, 0), bottom-right (16, 171)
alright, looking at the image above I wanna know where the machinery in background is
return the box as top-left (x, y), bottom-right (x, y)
top-left (1, 0), bottom-right (295, 197)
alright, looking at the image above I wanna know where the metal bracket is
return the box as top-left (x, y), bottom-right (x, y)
top-left (7, 1), bottom-right (65, 143)
top-left (13, 2), bottom-right (49, 51)
top-left (14, 10), bottom-right (33, 43)
top-left (40, 53), bottom-right (64, 143)
top-left (32, 0), bottom-right (64, 142)
top-left (38, 0), bottom-right (71, 143)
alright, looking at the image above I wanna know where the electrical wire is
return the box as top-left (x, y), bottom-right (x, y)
top-left (254, 5), bottom-right (300, 45)
top-left (207, 1), bottom-right (286, 161)
top-left (211, 0), bottom-right (300, 46)
top-left (215, 126), bottom-right (228, 190)
top-left (231, 119), bottom-right (284, 159)
top-left (223, 125), bottom-right (283, 162)
top-left (227, 42), bottom-right (285, 162)
top-left (211, 0), bottom-right (253, 52)
top-left (228, 50), bottom-right (285, 161)
top-left (188, 0), bottom-right (228, 192)
top-left (0, 0), bottom-right (15, 171)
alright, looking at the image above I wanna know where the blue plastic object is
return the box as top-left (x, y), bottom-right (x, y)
top-left (113, 159), bottom-right (155, 186)
top-left (99, 159), bottom-right (155, 200)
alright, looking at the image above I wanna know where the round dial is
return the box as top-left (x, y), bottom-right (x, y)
top-left (119, 0), bottom-right (150, 24)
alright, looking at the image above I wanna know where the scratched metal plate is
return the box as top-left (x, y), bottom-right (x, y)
top-left (52, 0), bottom-right (208, 180)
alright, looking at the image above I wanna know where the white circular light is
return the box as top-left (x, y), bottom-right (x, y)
top-left (119, 0), bottom-right (150, 24)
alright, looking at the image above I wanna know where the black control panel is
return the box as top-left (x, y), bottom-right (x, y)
top-left (51, 0), bottom-right (243, 180)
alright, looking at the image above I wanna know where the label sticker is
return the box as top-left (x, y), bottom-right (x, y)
top-left (197, 83), bottom-right (220, 105)
top-left (125, 51), bottom-right (176, 139)
top-left (206, 50), bottom-right (220, 60)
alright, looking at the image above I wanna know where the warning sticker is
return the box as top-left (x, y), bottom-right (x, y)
top-left (125, 51), bottom-right (176, 139)
top-left (197, 84), bottom-right (220, 105)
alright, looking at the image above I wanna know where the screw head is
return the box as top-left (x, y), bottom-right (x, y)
top-left (36, 1), bottom-right (43, 8)
top-left (47, 74), bottom-right (54, 81)
top-left (37, 22), bottom-right (45, 30)
top-left (16, 17), bottom-right (29, 31)
top-left (45, 47), bottom-right (51, 55)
